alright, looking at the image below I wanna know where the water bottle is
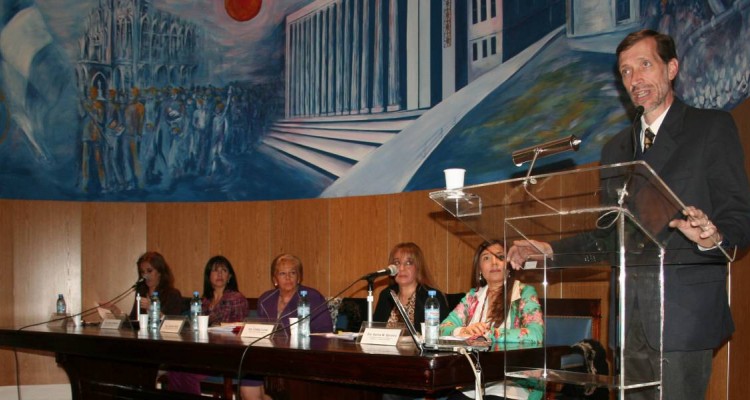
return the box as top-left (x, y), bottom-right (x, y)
top-left (424, 290), bottom-right (440, 345)
top-left (148, 291), bottom-right (161, 332)
top-left (190, 291), bottom-right (201, 331)
top-left (297, 290), bottom-right (310, 338)
top-left (56, 294), bottom-right (67, 315)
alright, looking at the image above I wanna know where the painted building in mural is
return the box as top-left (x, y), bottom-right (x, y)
top-left (284, 0), bottom-right (571, 118)
top-left (273, 0), bottom-right (572, 181)
top-left (76, 0), bottom-right (202, 97)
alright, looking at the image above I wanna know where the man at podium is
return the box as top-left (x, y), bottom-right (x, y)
top-left (508, 29), bottom-right (750, 400)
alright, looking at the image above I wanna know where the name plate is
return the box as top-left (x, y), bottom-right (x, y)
top-left (160, 318), bottom-right (185, 334)
top-left (359, 327), bottom-right (402, 346)
top-left (241, 323), bottom-right (275, 338)
top-left (100, 318), bottom-right (123, 330)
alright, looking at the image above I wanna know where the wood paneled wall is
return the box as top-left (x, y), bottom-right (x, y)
top-left (1, 99), bottom-right (749, 399)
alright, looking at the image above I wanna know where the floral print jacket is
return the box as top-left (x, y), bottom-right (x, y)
top-left (439, 280), bottom-right (543, 343)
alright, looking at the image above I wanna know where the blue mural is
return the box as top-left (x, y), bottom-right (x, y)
top-left (0, 0), bottom-right (748, 201)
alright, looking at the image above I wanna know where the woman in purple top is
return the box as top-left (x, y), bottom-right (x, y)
top-left (257, 253), bottom-right (333, 334)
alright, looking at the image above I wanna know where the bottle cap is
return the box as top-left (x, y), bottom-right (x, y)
top-left (300, 290), bottom-right (308, 296)
top-left (193, 291), bottom-right (199, 296)
top-left (153, 291), bottom-right (159, 296)
top-left (428, 290), bottom-right (436, 296)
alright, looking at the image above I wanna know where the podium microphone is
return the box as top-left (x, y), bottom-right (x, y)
top-left (631, 105), bottom-right (645, 160)
top-left (361, 265), bottom-right (398, 280)
top-left (512, 135), bottom-right (581, 167)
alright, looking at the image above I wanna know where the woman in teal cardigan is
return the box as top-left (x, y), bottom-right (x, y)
top-left (441, 240), bottom-right (543, 400)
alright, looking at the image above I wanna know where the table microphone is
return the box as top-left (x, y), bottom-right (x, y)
top-left (131, 277), bottom-right (146, 289)
top-left (361, 265), bottom-right (398, 280)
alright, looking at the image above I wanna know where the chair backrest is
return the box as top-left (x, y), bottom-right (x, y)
top-left (334, 297), bottom-right (366, 332)
top-left (247, 297), bottom-right (258, 318)
top-left (542, 298), bottom-right (601, 346)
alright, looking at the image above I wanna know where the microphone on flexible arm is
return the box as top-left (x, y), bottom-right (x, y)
top-left (131, 277), bottom-right (146, 289)
top-left (361, 265), bottom-right (398, 325)
top-left (132, 277), bottom-right (146, 319)
top-left (360, 264), bottom-right (399, 280)
top-left (631, 105), bottom-right (645, 160)
top-left (612, 105), bottom-right (646, 207)
top-left (511, 135), bottom-right (582, 167)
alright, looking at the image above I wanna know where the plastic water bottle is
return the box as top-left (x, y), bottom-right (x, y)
top-left (190, 291), bottom-right (201, 331)
top-left (424, 290), bottom-right (440, 345)
top-left (148, 291), bottom-right (161, 332)
top-left (297, 290), bottom-right (310, 338)
top-left (56, 294), bottom-right (67, 315)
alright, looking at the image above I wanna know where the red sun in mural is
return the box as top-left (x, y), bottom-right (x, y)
top-left (225, 0), bottom-right (262, 22)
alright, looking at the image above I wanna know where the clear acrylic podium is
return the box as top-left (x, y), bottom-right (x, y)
top-left (430, 161), bottom-right (731, 399)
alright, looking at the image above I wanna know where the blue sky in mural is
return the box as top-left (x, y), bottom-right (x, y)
top-left (0, 1), bottom-right (748, 201)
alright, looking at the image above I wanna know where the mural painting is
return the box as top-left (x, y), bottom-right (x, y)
top-left (0, 0), bottom-right (748, 202)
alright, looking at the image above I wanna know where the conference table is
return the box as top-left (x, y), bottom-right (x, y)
top-left (0, 325), bottom-right (565, 399)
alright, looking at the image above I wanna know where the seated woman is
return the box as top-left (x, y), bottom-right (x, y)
top-left (374, 242), bottom-right (449, 333)
top-left (101, 251), bottom-right (183, 319)
top-left (441, 240), bottom-right (543, 400)
top-left (167, 256), bottom-right (253, 397)
top-left (257, 253), bottom-right (333, 334)
top-left (201, 255), bottom-right (249, 326)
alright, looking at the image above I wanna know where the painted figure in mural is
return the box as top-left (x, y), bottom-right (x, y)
top-left (160, 87), bottom-right (184, 185)
top-left (103, 89), bottom-right (125, 191)
top-left (80, 86), bottom-right (106, 192)
top-left (507, 30), bottom-right (750, 400)
top-left (167, 91), bottom-right (191, 180)
top-left (138, 87), bottom-right (164, 187)
top-left (209, 86), bottom-right (233, 176)
top-left (190, 96), bottom-right (209, 174)
top-left (123, 87), bottom-right (144, 190)
top-left (180, 95), bottom-right (197, 174)
top-left (233, 90), bottom-right (252, 153)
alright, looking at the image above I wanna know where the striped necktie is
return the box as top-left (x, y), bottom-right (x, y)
top-left (643, 128), bottom-right (655, 151)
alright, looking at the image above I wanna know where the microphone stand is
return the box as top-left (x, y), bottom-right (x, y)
top-left (366, 277), bottom-right (375, 327)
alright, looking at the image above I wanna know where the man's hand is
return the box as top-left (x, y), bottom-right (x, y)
top-left (506, 239), bottom-right (554, 270)
top-left (669, 206), bottom-right (722, 248)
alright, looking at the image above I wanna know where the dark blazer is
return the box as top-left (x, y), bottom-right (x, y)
top-left (584, 98), bottom-right (750, 351)
top-left (129, 286), bottom-right (184, 319)
top-left (373, 283), bottom-right (449, 333)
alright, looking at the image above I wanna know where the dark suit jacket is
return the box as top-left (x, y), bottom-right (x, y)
top-left (373, 283), bottom-right (449, 333)
top-left (559, 98), bottom-right (750, 352)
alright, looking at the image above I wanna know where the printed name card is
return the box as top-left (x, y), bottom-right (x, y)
top-left (241, 323), bottom-right (275, 338)
top-left (359, 327), bottom-right (402, 346)
top-left (160, 318), bottom-right (185, 334)
top-left (100, 318), bottom-right (123, 330)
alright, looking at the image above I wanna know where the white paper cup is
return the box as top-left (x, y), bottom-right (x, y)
top-left (444, 168), bottom-right (466, 190)
top-left (198, 315), bottom-right (209, 332)
top-left (73, 315), bottom-right (82, 327)
top-left (138, 315), bottom-right (149, 331)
